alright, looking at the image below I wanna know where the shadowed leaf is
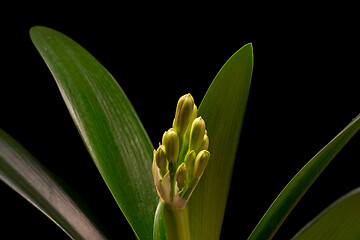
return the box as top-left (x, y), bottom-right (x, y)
top-left (292, 187), bottom-right (360, 240)
top-left (249, 114), bottom-right (360, 239)
top-left (0, 129), bottom-right (108, 240)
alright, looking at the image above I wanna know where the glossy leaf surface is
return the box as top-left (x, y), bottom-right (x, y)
top-left (188, 44), bottom-right (254, 240)
top-left (0, 129), bottom-right (108, 240)
top-left (292, 187), bottom-right (360, 239)
top-left (248, 114), bottom-right (360, 239)
top-left (30, 26), bottom-right (158, 240)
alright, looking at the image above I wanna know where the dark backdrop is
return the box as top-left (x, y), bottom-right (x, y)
top-left (1, 5), bottom-right (360, 240)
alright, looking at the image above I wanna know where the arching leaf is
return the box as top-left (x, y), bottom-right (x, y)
top-left (30, 26), bottom-right (158, 240)
top-left (0, 129), bottom-right (108, 240)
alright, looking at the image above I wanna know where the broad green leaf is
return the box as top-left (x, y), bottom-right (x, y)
top-left (153, 201), bottom-right (166, 240)
top-left (292, 187), bottom-right (360, 239)
top-left (188, 44), bottom-right (254, 240)
top-left (30, 26), bottom-right (158, 240)
top-left (248, 114), bottom-right (360, 240)
top-left (0, 129), bottom-right (108, 240)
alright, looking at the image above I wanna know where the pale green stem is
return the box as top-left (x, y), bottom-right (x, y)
top-left (163, 203), bottom-right (190, 240)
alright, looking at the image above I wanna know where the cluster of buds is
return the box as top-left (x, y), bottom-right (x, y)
top-left (152, 93), bottom-right (210, 209)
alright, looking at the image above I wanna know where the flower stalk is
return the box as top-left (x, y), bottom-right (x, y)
top-left (152, 93), bottom-right (210, 239)
top-left (163, 203), bottom-right (190, 240)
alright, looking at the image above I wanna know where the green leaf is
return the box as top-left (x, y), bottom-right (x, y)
top-left (248, 114), bottom-right (360, 240)
top-left (30, 26), bottom-right (158, 240)
top-left (188, 44), bottom-right (254, 240)
top-left (0, 129), bottom-right (108, 240)
top-left (291, 187), bottom-right (360, 239)
top-left (153, 201), bottom-right (166, 240)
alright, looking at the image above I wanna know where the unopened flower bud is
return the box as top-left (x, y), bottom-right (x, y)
top-left (193, 150), bottom-right (210, 179)
top-left (186, 104), bottom-right (198, 133)
top-left (199, 134), bottom-right (209, 151)
top-left (189, 117), bottom-right (206, 152)
top-left (190, 104), bottom-right (198, 125)
top-left (155, 145), bottom-right (167, 170)
top-left (152, 93), bottom-right (211, 209)
top-left (192, 104), bottom-right (198, 120)
top-left (176, 163), bottom-right (187, 189)
top-left (162, 128), bottom-right (179, 164)
top-left (184, 150), bottom-right (196, 167)
top-left (174, 94), bottom-right (194, 136)
top-left (184, 150), bottom-right (196, 180)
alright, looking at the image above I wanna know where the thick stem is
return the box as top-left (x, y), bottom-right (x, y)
top-left (163, 203), bottom-right (190, 240)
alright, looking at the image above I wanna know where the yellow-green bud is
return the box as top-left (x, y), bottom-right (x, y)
top-left (189, 117), bottom-right (206, 152)
top-left (199, 134), bottom-right (209, 151)
top-left (176, 163), bottom-right (187, 189)
top-left (155, 145), bottom-right (167, 170)
top-left (186, 104), bottom-right (198, 133)
top-left (192, 104), bottom-right (198, 121)
top-left (184, 150), bottom-right (196, 181)
top-left (162, 128), bottom-right (179, 164)
top-left (174, 94), bottom-right (194, 136)
top-left (193, 150), bottom-right (210, 179)
top-left (184, 150), bottom-right (196, 167)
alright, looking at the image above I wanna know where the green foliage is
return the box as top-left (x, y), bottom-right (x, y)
top-left (0, 129), bottom-right (108, 240)
top-left (30, 26), bottom-right (157, 240)
top-left (0, 26), bottom-right (359, 240)
top-left (188, 43), bottom-right (253, 240)
top-left (292, 187), bottom-right (360, 239)
top-left (248, 114), bottom-right (360, 239)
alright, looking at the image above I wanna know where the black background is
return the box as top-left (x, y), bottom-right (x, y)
top-left (1, 4), bottom-right (360, 240)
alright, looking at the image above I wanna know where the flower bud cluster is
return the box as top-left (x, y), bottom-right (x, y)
top-left (152, 93), bottom-right (210, 209)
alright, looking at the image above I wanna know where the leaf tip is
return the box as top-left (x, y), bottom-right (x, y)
top-left (243, 42), bottom-right (254, 62)
top-left (29, 25), bottom-right (46, 37)
top-left (29, 26), bottom-right (60, 44)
